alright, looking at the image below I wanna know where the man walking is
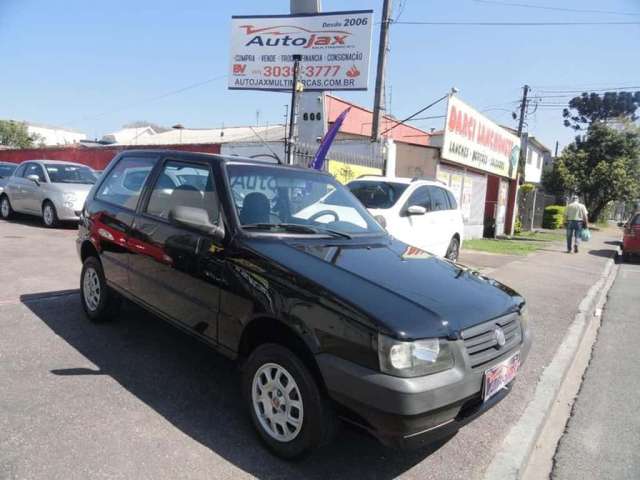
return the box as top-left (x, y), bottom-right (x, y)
top-left (564, 195), bottom-right (589, 253)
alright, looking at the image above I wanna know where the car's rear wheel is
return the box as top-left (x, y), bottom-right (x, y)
top-left (0, 195), bottom-right (13, 219)
top-left (42, 201), bottom-right (59, 228)
top-left (80, 256), bottom-right (121, 322)
top-left (242, 343), bottom-right (337, 459)
top-left (445, 236), bottom-right (460, 262)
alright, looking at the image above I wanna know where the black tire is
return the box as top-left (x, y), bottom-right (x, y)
top-left (80, 256), bottom-right (121, 322)
top-left (445, 236), bottom-right (460, 262)
top-left (242, 343), bottom-right (337, 459)
top-left (0, 195), bottom-right (13, 220)
top-left (42, 201), bottom-right (59, 228)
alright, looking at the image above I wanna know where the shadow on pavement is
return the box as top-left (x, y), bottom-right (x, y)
top-left (587, 249), bottom-right (617, 259)
top-left (20, 291), bottom-right (447, 479)
top-left (604, 240), bottom-right (622, 247)
top-left (0, 214), bottom-right (78, 230)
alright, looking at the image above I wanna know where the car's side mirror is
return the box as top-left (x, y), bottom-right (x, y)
top-left (407, 205), bottom-right (427, 215)
top-left (169, 206), bottom-right (225, 241)
top-left (26, 174), bottom-right (40, 185)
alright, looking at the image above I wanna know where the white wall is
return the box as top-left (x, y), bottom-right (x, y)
top-left (27, 125), bottom-right (86, 146)
top-left (524, 143), bottom-right (546, 184)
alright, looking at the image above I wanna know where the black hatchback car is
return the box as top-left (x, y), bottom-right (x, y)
top-left (77, 150), bottom-right (531, 458)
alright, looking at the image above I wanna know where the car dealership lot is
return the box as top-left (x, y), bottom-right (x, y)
top-left (0, 218), bottom-right (617, 479)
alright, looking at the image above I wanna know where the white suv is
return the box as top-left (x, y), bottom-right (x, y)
top-left (347, 177), bottom-right (464, 260)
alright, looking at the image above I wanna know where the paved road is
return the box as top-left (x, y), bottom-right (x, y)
top-left (552, 259), bottom-right (640, 480)
top-left (0, 217), bottom-right (621, 479)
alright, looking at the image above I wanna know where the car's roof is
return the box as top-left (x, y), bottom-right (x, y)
top-left (352, 176), bottom-right (449, 188)
top-left (20, 159), bottom-right (91, 168)
top-left (118, 149), bottom-right (334, 177)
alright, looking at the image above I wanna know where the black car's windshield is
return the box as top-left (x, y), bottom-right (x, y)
top-left (348, 180), bottom-right (409, 209)
top-left (227, 164), bottom-right (385, 236)
top-left (45, 164), bottom-right (97, 184)
top-left (0, 164), bottom-right (16, 178)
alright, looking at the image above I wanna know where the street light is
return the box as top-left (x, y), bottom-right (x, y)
top-left (172, 123), bottom-right (185, 144)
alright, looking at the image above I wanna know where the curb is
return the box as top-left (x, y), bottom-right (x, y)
top-left (482, 257), bottom-right (618, 480)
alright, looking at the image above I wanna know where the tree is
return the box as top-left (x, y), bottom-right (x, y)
top-left (543, 123), bottom-right (640, 221)
top-left (0, 120), bottom-right (40, 148)
top-left (562, 91), bottom-right (640, 130)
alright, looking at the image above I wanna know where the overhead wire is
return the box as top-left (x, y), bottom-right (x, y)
top-left (393, 20), bottom-right (640, 26)
top-left (471, 0), bottom-right (640, 17)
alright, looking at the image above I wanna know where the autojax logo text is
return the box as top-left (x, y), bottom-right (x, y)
top-left (240, 25), bottom-right (352, 49)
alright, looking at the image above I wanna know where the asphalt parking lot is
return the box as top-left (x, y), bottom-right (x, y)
top-left (0, 216), bottom-right (618, 480)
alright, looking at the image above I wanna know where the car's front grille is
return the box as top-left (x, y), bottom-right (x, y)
top-left (460, 313), bottom-right (522, 369)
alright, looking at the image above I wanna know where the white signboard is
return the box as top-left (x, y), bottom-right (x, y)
top-left (229, 10), bottom-right (373, 91)
top-left (442, 95), bottom-right (520, 179)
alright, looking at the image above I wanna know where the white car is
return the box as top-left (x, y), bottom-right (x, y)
top-left (347, 176), bottom-right (464, 260)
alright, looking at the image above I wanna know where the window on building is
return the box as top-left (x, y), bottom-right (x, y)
top-left (527, 148), bottom-right (533, 165)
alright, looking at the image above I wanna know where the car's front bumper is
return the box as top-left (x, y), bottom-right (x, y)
top-left (55, 201), bottom-right (83, 221)
top-left (317, 325), bottom-right (532, 447)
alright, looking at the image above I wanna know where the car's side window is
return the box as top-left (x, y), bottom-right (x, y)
top-left (95, 156), bottom-right (157, 210)
top-left (445, 190), bottom-right (457, 210)
top-left (406, 186), bottom-right (431, 211)
top-left (25, 164), bottom-right (46, 182)
top-left (430, 187), bottom-right (449, 211)
top-left (632, 214), bottom-right (640, 226)
top-left (14, 164), bottom-right (28, 178)
top-left (145, 160), bottom-right (219, 223)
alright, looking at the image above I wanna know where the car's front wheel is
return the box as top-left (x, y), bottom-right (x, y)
top-left (42, 201), bottom-right (59, 228)
top-left (242, 343), bottom-right (337, 458)
top-left (0, 195), bottom-right (13, 220)
top-left (80, 256), bottom-right (121, 322)
top-left (445, 236), bottom-right (460, 262)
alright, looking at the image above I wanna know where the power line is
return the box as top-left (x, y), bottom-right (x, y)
top-left (472, 0), bottom-right (640, 17)
top-left (69, 74), bottom-right (228, 125)
top-left (393, 20), bottom-right (640, 26)
top-left (537, 87), bottom-right (640, 94)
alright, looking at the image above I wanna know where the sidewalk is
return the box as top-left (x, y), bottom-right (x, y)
top-left (552, 260), bottom-right (640, 480)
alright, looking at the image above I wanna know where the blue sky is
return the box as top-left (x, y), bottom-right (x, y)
top-left (1, 0), bottom-right (638, 150)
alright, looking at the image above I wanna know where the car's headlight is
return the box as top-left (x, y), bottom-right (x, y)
top-left (378, 333), bottom-right (454, 377)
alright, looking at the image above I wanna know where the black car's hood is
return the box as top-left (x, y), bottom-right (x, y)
top-left (243, 237), bottom-right (523, 340)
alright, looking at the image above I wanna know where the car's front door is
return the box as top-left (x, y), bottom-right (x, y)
top-left (22, 163), bottom-right (47, 214)
top-left (396, 186), bottom-right (439, 253)
top-left (427, 186), bottom-right (453, 256)
top-left (90, 154), bottom-right (159, 290)
top-left (7, 163), bottom-right (29, 212)
top-left (128, 158), bottom-right (223, 341)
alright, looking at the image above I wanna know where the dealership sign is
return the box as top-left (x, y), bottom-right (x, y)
top-left (229, 10), bottom-right (373, 91)
top-left (442, 96), bottom-right (520, 179)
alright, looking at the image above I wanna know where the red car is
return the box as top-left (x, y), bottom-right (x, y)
top-left (620, 212), bottom-right (640, 261)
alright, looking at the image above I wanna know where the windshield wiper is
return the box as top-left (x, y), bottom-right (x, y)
top-left (243, 223), bottom-right (351, 239)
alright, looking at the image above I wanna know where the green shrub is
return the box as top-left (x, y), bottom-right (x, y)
top-left (514, 217), bottom-right (522, 235)
top-left (543, 205), bottom-right (565, 229)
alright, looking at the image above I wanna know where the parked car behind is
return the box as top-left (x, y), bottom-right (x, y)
top-left (0, 161), bottom-right (17, 196)
top-left (620, 212), bottom-right (640, 261)
top-left (0, 159), bottom-right (97, 227)
top-left (348, 177), bottom-right (465, 261)
top-left (77, 150), bottom-right (530, 458)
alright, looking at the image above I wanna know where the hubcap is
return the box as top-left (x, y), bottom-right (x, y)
top-left (43, 205), bottom-right (53, 225)
top-left (83, 267), bottom-right (101, 312)
top-left (1, 199), bottom-right (8, 217)
top-left (251, 362), bottom-right (303, 442)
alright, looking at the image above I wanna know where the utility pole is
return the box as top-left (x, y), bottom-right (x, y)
top-left (287, 55), bottom-right (302, 165)
top-left (507, 84), bottom-right (530, 236)
top-left (371, 0), bottom-right (393, 141)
